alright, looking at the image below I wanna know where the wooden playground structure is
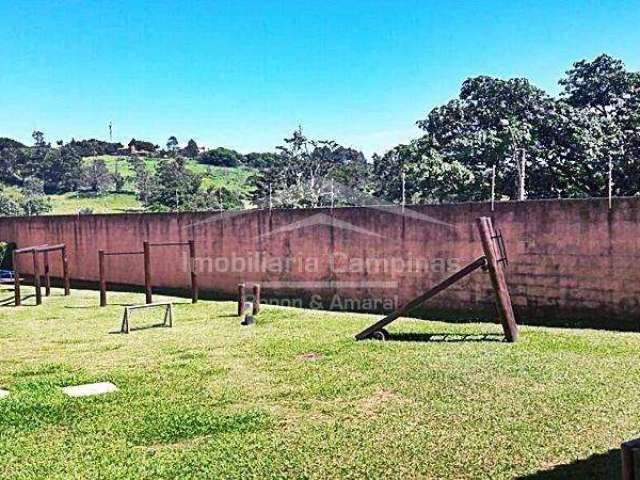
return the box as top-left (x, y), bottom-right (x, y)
top-left (12, 243), bottom-right (70, 306)
top-left (355, 216), bottom-right (519, 342)
top-left (99, 240), bottom-right (198, 307)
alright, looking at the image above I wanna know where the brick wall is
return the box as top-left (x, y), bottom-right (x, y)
top-left (2, 197), bottom-right (639, 328)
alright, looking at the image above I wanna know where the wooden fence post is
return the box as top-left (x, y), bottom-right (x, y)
top-left (189, 240), bottom-right (198, 303)
top-left (32, 250), bottom-right (42, 306)
top-left (61, 245), bottom-right (70, 295)
top-left (476, 216), bottom-right (518, 342)
top-left (43, 250), bottom-right (51, 297)
top-left (99, 250), bottom-right (107, 307)
top-left (13, 250), bottom-right (20, 306)
top-left (252, 284), bottom-right (261, 315)
top-left (238, 283), bottom-right (245, 316)
top-left (143, 241), bottom-right (152, 304)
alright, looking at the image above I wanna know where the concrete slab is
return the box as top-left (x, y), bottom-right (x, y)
top-left (0, 388), bottom-right (9, 399)
top-left (62, 382), bottom-right (117, 398)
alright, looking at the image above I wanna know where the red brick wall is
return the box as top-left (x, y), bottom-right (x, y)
top-left (2, 197), bottom-right (639, 327)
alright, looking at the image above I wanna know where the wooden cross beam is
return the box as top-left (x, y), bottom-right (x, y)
top-left (355, 216), bottom-right (519, 342)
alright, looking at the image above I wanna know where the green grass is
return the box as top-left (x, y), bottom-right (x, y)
top-left (48, 192), bottom-right (143, 214)
top-left (45, 156), bottom-right (256, 214)
top-left (1, 287), bottom-right (639, 479)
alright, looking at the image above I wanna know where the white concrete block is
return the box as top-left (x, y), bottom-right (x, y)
top-left (0, 388), bottom-right (9, 399)
top-left (62, 382), bottom-right (117, 398)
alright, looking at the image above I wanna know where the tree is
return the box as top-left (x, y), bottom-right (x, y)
top-left (112, 171), bottom-right (126, 193)
top-left (181, 139), bottom-right (199, 158)
top-left (252, 128), bottom-right (372, 208)
top-left (128, 157), bottom-right (152, 204)
top-left (374, 140), bottom-right (474, 204)
top-left (21, 177), bottom-right (51, 216)
top-left (32, 130), bottom-right (45, 147)
top-left (81, 158), bottom-right (113, 193)
top-left (418, 76), bottom-right (559, 201)
top-left (146, 158), bottom-right (202, 211)
top-left (166, 136), bottom-right (179, 155)
top-left (558, 54), bottom-right (640, 197)
top-left (41, 144), bottom-right (83, 193)
top-left (243, 151), bottom-right (278, 170)
top-left (560, 54), bottom-right (638, 113)
top-left (192, 185), bottom-right (247, 211)
top-left (199, 147), bottom-right (243, 167)
top-left (0, 188), bottom-right (23, 216)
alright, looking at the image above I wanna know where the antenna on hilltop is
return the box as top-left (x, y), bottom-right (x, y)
top-left (108, 121), bottom-right (113, 142)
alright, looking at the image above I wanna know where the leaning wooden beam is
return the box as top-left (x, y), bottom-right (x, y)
top-left (476, 217), bottom-right (518, 343)
top-left (355, 256), bottom-right (487, 340)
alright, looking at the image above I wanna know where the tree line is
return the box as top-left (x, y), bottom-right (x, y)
top-left (252, 54), bottom-right (640, 208)
top-left (1, 54), bottom-right (638, 215)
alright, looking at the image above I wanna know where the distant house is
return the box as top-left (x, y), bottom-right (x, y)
top-left (128, 138), bottom-right (158, 156)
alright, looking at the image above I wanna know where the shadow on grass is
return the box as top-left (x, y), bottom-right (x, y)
top-left (65, 301), bottom-right (191, 309)
top-left (109, 323), bottom-right (170, 334)
top-left (387, 332), bottom-right (505, 343)
top-left (517, 449), bottom-right (621, 479)
top-left (0, 294), bottom-right (37, 307)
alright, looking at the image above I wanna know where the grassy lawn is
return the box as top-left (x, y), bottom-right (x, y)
top-left (1, 287), bottom-right (639, 479)
top-left (48, 192), bottom-right (143, 214)
top-left (44, 156), bottom-right (255, 214)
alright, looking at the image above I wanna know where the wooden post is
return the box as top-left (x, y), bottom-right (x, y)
top-left (32, 250), bottom-right (42, 306)
top-left (252, 284), bottom-right (261, 315)
top-left (13, 250), bottom-right (20, 306)
top-left (143, 241), bottom-right (152, 304)
top-left (621, 438), bottom-right (640, 480)
top-left (61, 245), bottom-right (70, 295)
top-left (238, 283), bottom-right (245, 316)
top-left (43, 250), bottom-right (51, 297)
top-left (99, 250), bottom-right (107, 307)
top-left (476, 217), bottom-right (518, 342)
top-left (189, 240), bottom-right (198, 303)
top-left (121, 307), bottom-right (130, 334)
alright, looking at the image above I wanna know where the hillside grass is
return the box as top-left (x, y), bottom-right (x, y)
top-left (48, 192), bottom-right (143, 214)
top-left (1, 287), bottom-right (639, 478)
top-left (45, 156), bottom-right (256, 214)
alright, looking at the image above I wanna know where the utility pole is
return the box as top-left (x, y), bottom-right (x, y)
top-left (108, 121), bottom-right (113, 141)
top-left (517, 149), bottom-right (526, 201)
top-left (608, 156), bottom-right (613, 210)
top-left (329, 181), bottom-right (335, 209)
top-left (268, 183), bottom-right (272, 211)
top-left (491, 165), bottom-right (496, 212)
top-left (401, 169), bottom-right (406, 214)
top-left (502, 120), bottom-right (526, 201)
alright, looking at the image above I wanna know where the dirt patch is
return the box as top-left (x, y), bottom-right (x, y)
top-left (299, 352), bottom-right (324, 362)
top-left (359, 390), bottom-right (400, 418)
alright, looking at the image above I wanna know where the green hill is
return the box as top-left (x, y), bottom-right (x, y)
top-left (47, 156), bottom-right (255, 215)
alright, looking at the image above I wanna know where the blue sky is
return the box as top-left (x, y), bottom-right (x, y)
top-left (1, 0), bottom-right (639, 156)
